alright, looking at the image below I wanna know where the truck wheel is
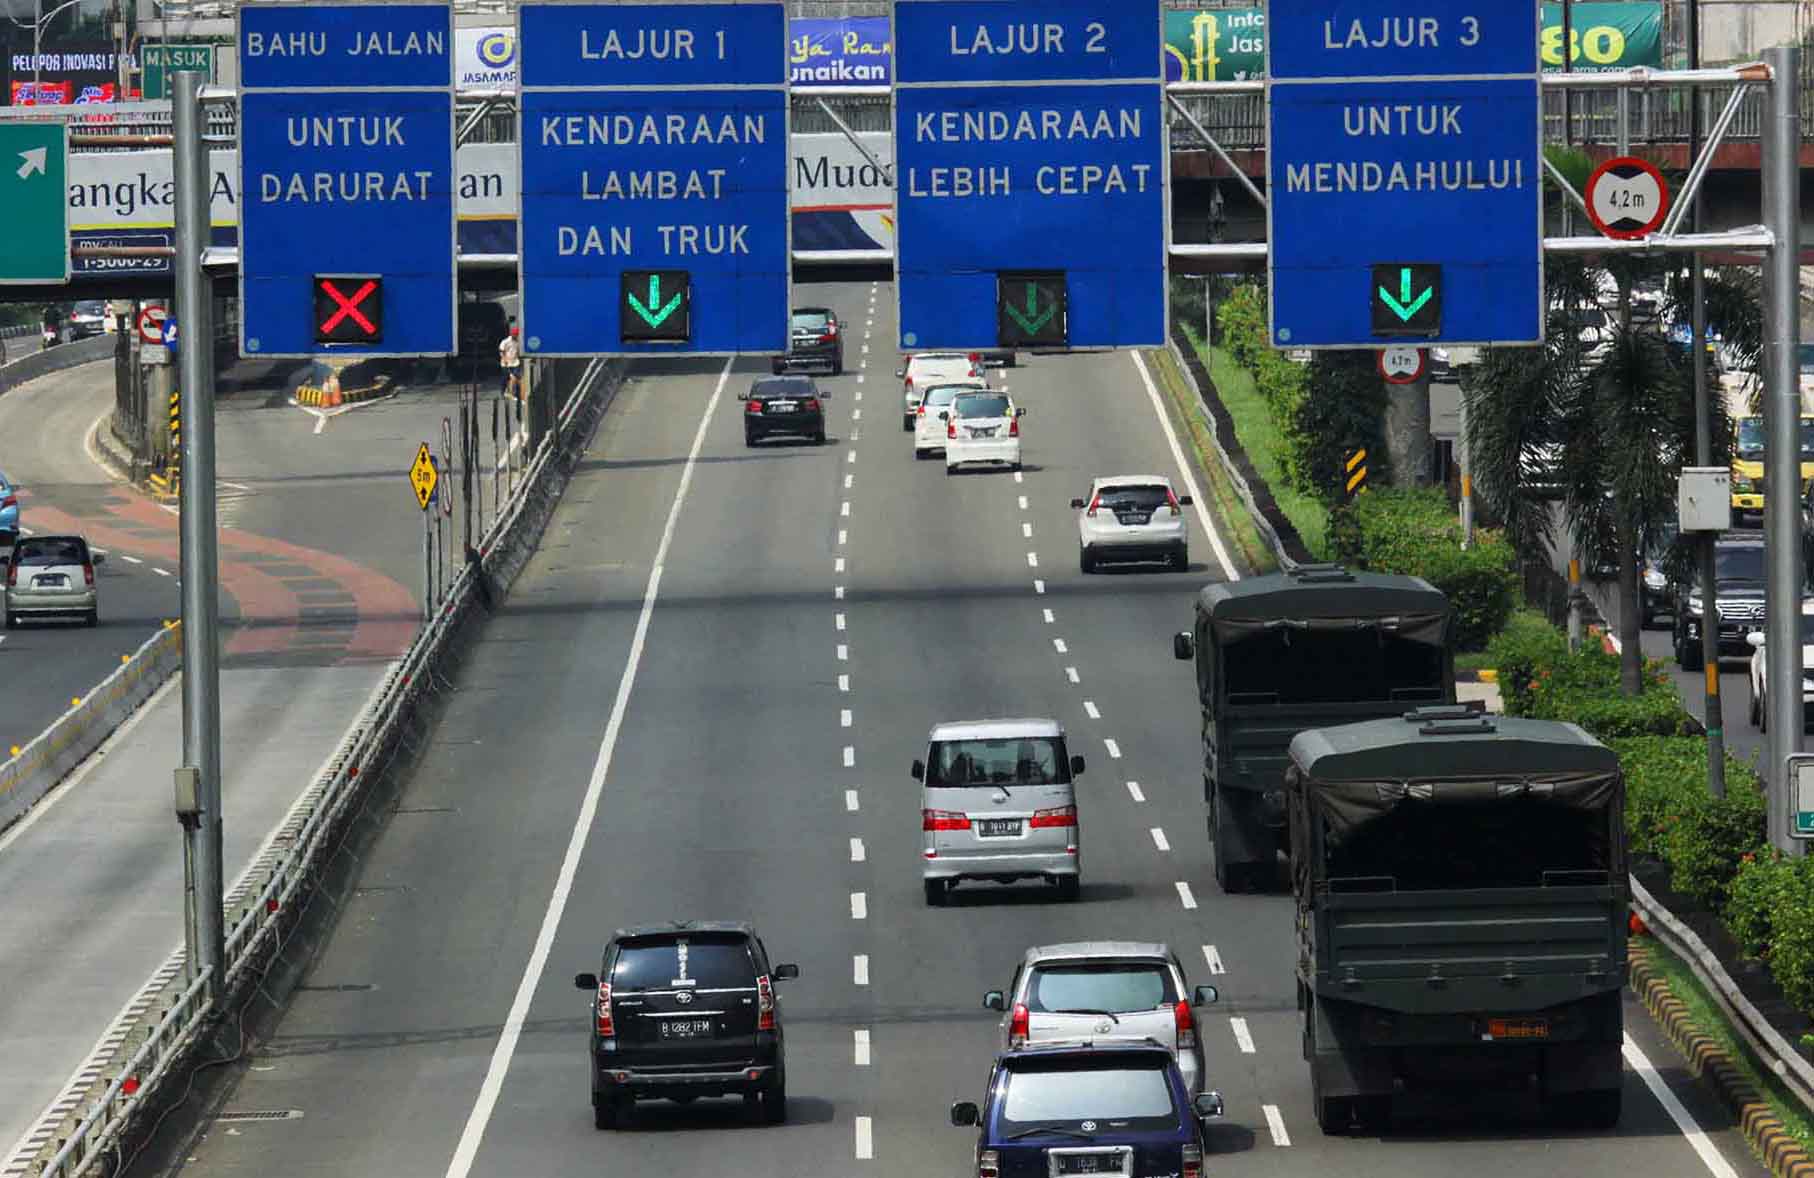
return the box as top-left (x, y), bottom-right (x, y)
top-left (1315, 1093), bottom-right (1352, 1135)
top-left (593, 1094), bottom-right (627, 1131)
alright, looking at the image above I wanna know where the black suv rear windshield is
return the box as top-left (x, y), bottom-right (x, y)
top-left (791, 310), bottom-right (831, 329)
top-left (999, 1057), bottom-right (1177, 1127)
top-left (1714, 545), bottom-right (1765, 583)
top-left (927, 737), bottom-right (1069, 786)
top-left (13, 538), bottom-right (86, 566)
top-left (611, 934), bottom-right (755, 991)
top-left (1026, 962), bottom-right (1177, 1013)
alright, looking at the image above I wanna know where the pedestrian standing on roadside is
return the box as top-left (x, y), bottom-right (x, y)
top-left (499, 321), bottom-right (522, 401)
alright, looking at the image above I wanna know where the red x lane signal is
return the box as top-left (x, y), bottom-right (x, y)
top-left (313, 275), bottom-right (384, 344)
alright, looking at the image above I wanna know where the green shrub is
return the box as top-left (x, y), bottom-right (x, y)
top-left (1605, 734), bottom-right (1763, 911)
top-left (1725, 853), bottom-right (1814, 1013)
top-left (1294, 352), bottom-right (1389, 505)
top-left (1215, 285), bottom-right (1312, 489)
top-left (1328, 487), bottom-right (1518, 650)
top-left (1659, 789), bottom-right (1769, 913)
top-left (1487, 610), bottom-right (1570, 713)
top-left (1215, 283), bottom-right (1269, 372)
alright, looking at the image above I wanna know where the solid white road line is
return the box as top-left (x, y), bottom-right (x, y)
top-left (854, 955), bottom-right (870, 985)
top-left (846, 789), bottom-right (860, 811)
top-left (1623, 1034), bottom-right (1741, 1178)
top-left (851, 892), bottom-right (867, 919)
top-left (442, 355), bottom-right (733, 1178)
top-left (1053, 638), bottom-right (1067, 653)
top-left (1230, 1017), bottom-right (1256, 1054)
top-left (841, 708), bottom-right (853, 727)
top-left (855, 1115), bottom-right (875, 1159)
top-left (850, 837), bottom-right (866, 862)
top-left (1083, 701), bottom-right (1100, 719)
top-left (1043, 609), bottom-right (1055, 623)
top-left (1203, 944), bottom-right (1226, 974)
top-left (1175, 881), bottom-right (1197, 909)
top-left (1065, 667), bottom-right (1080, 683)
top-left (854, 1029), bottom-right (872, 1067)
top-left (839, 674), bottom-right (850, 692)
top-left (1127, 781), bottom-right (1146, 803)
top-left (843, 746), bottom-right (855, 767)
top-left (1150, 827), bottom-right (1169, 851)
top-left (1262, 1104), bottom-right (1291, 1147)
top-left (1130, 352), bottom-right (1239, 582)
top-left (1033, 579), bottom-right (1046, 594)
top-left (838, 644), bottom-right (849, 661)
top-left (1104, 738), bottom-right (1122, 758)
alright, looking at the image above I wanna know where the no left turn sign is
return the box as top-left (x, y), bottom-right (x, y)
top-left (1377, 346), bottom-right (1425, 385)
top-left (136, 304), bottom-right (167, 346)
top-left (1585, 156), bottom-right (1670, 241)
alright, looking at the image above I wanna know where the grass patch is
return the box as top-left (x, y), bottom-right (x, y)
top-left (1179, 326), bottom-right (1330, 560)
top-left (1146, 346), bottom-right (1276, 575)
top-left (1455, 649), bottom-right (1495, 674)
top-left (1641, 936), bottom-right (1814, 1154)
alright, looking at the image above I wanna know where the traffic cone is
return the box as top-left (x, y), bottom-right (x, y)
top-left (324, 372), bottom-right (342, 408)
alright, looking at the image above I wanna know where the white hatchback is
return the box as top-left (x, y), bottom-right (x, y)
top-left (1072, 476), bottom-right (1192, 573)
top-left (900, 352), bottom-right (983, 430)
top-left (944, 390), bottom-right (1022, 474)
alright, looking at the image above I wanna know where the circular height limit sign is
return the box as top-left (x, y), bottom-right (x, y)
top-left (1585, 156), bottom-right (1670, 240)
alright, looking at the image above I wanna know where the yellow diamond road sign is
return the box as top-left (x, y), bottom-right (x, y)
top-left (409, 442), bottom-right (437, 510)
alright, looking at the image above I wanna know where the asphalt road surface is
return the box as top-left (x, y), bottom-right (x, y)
top-left (167, 280), bottom-right (1759, 1178)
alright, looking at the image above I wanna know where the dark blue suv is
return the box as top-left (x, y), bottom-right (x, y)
top-left (950, 1040), bottom-right (1224, 1178)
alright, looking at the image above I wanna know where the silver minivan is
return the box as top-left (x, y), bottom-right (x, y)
top-left (913, 718), bottom-right (1084, 906)
top-left (5, 534), bottom-right (101, 627)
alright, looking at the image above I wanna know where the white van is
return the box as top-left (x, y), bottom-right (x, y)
top-left (913, 718), bottom-right (1084, 906)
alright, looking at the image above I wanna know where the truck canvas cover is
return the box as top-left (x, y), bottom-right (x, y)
top-left (1198, 565), bottom-right (1451, 647)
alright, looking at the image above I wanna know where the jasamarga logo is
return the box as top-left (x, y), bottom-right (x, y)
top-left (460, 28), bottom-right (517, 86)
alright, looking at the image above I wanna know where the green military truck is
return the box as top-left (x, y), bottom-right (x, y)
top-left (1170, 564), bottom-right (1454, 893)
top-left (1286, 707), bottom-right (1627, 1133)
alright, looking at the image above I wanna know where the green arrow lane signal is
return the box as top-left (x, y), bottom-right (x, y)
top-left (627, 273), bottom-right (682, 328)
top-left (1377, 267), bottom-right (1434, 322)
top-left (1369, 263), bottom-right (1441, 337)
top-left (1003, 284), bottom-right (1057, 335)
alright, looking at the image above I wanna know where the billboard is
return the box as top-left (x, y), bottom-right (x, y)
top-left (5, 43), bottom-right (131, 104)
top-left (789, 16), bottom-right (890, 86)
top-left (1162, 3), bottom-right (1661, 82)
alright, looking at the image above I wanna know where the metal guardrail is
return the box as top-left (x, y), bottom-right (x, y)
top-left (0, 336), bottom-right (120, 399)
top-left (2, 355), bottom-right (624, 1178)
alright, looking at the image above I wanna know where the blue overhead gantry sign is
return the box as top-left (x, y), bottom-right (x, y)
top-left (1266, 1), bottom-right (1543, 349)
top-left (518, 0), bottom-right (790, 356)
top-left (238, 1), bottom-right (456, 358)
top-left (891, 0), bottom-right (1167, 351)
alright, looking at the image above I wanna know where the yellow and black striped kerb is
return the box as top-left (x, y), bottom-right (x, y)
top-left (1344, 448), bottom-right (1369, 499)
top-left (167, 389), bottom-right (182, 489)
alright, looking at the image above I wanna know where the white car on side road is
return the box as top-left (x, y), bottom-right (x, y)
top-left (1072, 476), bottom-right (1192, 573)
top-left (1746, 616), bottom-right (1814, 732)
top-left (900, 352), bottom-right (984, 430)
top-left (944, 390), bottom-right (1022, 474)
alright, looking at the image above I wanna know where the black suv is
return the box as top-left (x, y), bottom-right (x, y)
top-left (1673, 536), bottom-right (1768, 670)
top-left (774, 307), bottom-right (843, 374)
top-left (740, 376), bottom-right (827, 446)
top-left (575, 921), bottom-right (798, 1129)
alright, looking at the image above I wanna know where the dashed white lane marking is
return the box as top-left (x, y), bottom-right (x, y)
top-left (1026, 552), bottom-right (1039, 568)
top-left (843, 746), bottom-right (855, 767)
top-left (855, 1116), bottom-right (875, 1159)
top-left (1623, 1034), bottom-right (1740, 1177)
top-left (854, 955), bottom-right (870, 985)
top-left (835, 557), bottom-right (846, 573)
top-left (1263, 1104), bottom-right (1291, 1148)
top-left (122, 554), bottom-right (143, 565)
top-left (855, 390), bottom-right (863, 401)
top-left (1033, 579), bottom-right (1046, 594)
top-left (838, 675), bottom-right (850, 693)
top-left (851, 891), bottom-right (867, 918)
top-left (1018, 495), bottom-right (1029, 510)
top-left (841, 708), bottom-right (853, 727)
top-left (837, 644), bottom-right (849, 661)
top-left (1175, 880), bottom-right (1198, 909)
top-left (847, 450), bottom-right (857, 464)
top-left (1052, 638), bottom-right (1067, 653)
top-left (854, 1029), bottom-right (872, 1067)
top-left (835, 586), bottom-right (846, 600)
top-left (1203, 945), bottom-right (1226, 974)
top-left (852, 408), bottom-right (862, 421)
top-left (1065, 667), bottom-right (1080, 683)
top-left (1043, 609), bottom-right (1055, 624)
top-left (836, 612), bottom-right (847, 631)
top-left (1127, 781), bottom-right (1146, 803)
top-left (839, 529), bottom-right (848, 545)
top-left (850, 837), bottom-right (866, 862)
top-left (153, 567), bottom-right (172, 577)
top-left (440, 355), bottom-right (733, 1178)
top-left (1083, 700), bottom-right (1100, 719)
top-left (846, 788), bottom-right (860, 811)
top-left (1104, 738), bottom-right (1122, 759)
top-left (841, 501), bottom-right (851, 517)
top-left (845, 473), bottom-right (854, 489)
top-left (1231, 1017), bottom-right (1256, 1054)
top-left (856, 373), bottom-right (865, 384)
top-left (1021, 522), bottom-right (1033, 538)
top-left (861, 343), bottom-right (870, 354)
top-left (1013, 471), bottom-right (1024, 484)
top-left (1150, 827), bottom-right (1169, 852)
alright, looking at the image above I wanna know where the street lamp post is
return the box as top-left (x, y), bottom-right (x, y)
top-left (29, 0), bottom-right (89, 105)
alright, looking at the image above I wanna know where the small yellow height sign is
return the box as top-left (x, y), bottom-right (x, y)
top-left (409, 442), bottom-right (437, 511)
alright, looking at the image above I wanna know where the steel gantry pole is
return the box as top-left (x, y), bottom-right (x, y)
top-left (173, 71), bottom-right (225, 1000)
top-left (1763, 45), bottom-right (1804, 854)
